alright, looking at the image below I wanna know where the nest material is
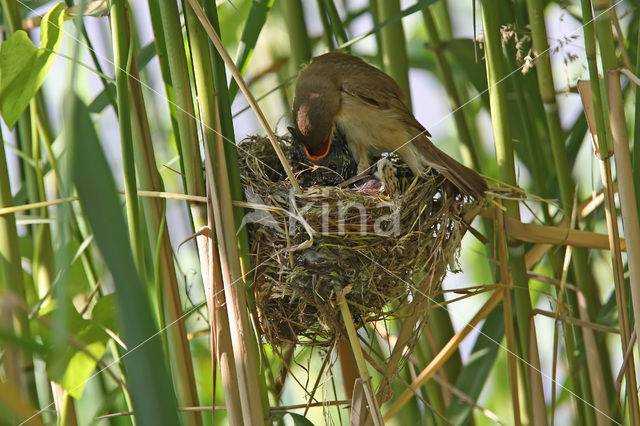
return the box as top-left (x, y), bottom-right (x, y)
top-left (240, 136), bottom-right (482, 347)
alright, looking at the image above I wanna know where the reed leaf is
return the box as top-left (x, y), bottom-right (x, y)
top-left (68, 93), bottom-right (179, 426)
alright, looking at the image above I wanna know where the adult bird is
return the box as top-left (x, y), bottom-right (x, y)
top-left (290, 52), bottom-right (487, 198)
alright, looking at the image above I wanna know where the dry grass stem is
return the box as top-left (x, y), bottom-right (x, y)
top-left (383, 290), bottom-right (503, 420)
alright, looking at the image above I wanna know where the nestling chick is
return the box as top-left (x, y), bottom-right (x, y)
top-left (291, 52), bottom-right (487, 199)
top-left (288, 126), bottom-right (357, 187)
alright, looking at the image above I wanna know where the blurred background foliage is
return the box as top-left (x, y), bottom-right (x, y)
top-left (0, 0), bottom-right (639, 425)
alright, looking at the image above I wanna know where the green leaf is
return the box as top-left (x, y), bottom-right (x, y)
top-left (228, 0), bottom-right (275, 100)
top-left (39, 308), bottom-right (110, 399)
top-left (271, 412), bottom-right (315, 426)
top-left (273, 411), bottom-right (313, 426)
top-left (288, 412), bottom-right (315, 426)
top-left (0, 2), bottom-right (65, 128)
top-left (446, 304), bottom-right (505, 425)
top-left (68, 93), bottom-right (179, 425)
top-left (91, 294), bottom-right (119, 333)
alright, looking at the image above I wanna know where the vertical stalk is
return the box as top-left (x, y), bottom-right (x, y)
top-left (497, 207), bottom-right (522, 426)
top-left (0, 128), bottom-right (38, 417)
top-left (321, 0), bottom-right (349, 47)
top-left (480, 1), bottom-right (545, 424)
top-left (376, 0), bottom-right (411, 107)
top-left (205, 196), bottom-right (244, 426)
top-left (119, 7), bottom-right (203, 426)
top-left (150, 0), bottom-right (205, 200)
top-left (202, 1), bottom-right (253, 281)
top-left (368, 0), bottom-right (384, 67)
top-left (316, 0), bottom-right (336, 50)
top-left (634, 28), bottom-right (640, 215)
top-left (29, 102), bottom-right (54, 306)
top-left (185, 1), bottom-right (269, 423)
top-left (281, 0), bottom-right (312, 70)
top-left (337, 291), bottom-right (384, 426)
top-left (606, 71), bottom-right (640, 422)
top-left (184, 0), bottom-right (249, 422)
top-left (202, 114), bottom-right (266, 426)
top-left (147, 0), bottom-right (184, 173)
top-left (0, 0), bottom-right (41, 409)
top-left (589, 0), bottom-right (640, 419)
top-left (422, 7), bottom-right (480, 169)
top-left (526, 1), bottom-right (615, 421)
top-left (110, 0), bottom-right (146, 278)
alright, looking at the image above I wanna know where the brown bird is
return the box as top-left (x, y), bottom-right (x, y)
top-left (291, 52), bottom-right (487, 198)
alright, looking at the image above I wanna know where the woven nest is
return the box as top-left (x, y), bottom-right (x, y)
top-left (239, 136), bottom-right (483, 347)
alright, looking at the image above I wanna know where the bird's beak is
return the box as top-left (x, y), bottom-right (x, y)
top-left (303, 137), bottom-right (331, 161)
top-left (287, 126), bottom-right (299, 138)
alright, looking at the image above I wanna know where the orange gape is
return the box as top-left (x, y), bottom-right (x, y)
top-left (303, 137), bottom-right (331, 161)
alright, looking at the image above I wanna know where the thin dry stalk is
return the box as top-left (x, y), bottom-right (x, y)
top-left (608, 70), bottom-right (640, 370)
top-left (579, 78), bottom-right (639, 422)
top-left (337, 289), bottom-right (384, 426)
top-left (185, 0), bottom-right (301, 194)
top-left (203, 123), bottom-right (265, 425)
top-left (616, 330), bottom-right (638, 395)
top-left (524, 186), bottom-right (609, 268)
top-left (532, 309), bottom-right (618, 334)
top-left (481, 209), bottom-right (627, 251)
top-left (383, 290), bottom-right (503, 420)
top-left (303, 341), bottom-right (336, 416)
top-left (202, 189), bottom-right (243, 425)
top-left (380, 267), bottom-right (438, 400)
top-left (338, 337), bottom-right (359, 401)
top-left (575, 290), bottom-right (610, 425)
top-left (496, 206), bottom-right (521, 426)
top-left (550, 192), bottom-right (578, 425)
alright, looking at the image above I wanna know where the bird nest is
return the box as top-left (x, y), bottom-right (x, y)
top-left (239, 136), bottom-right (483, 347)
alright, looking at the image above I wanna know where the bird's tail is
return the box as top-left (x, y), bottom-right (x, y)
top-left (413, 139), bottom-right (487, 199)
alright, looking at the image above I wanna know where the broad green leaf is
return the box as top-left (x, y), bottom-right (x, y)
top-left (0, 2), bottom-right (65, 128)
top-left (68, 93), bottom-right (179, 425)
top-left (38, 307), bottom-right (110, 399)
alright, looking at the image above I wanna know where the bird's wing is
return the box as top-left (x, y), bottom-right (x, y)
top-left (340, 76), bottom-right (432, 138)
top-left (340, 80), bottom-right (390, 109)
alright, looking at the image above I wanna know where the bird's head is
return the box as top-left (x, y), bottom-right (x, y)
top-left (291, 82), bottom-right (340, 162)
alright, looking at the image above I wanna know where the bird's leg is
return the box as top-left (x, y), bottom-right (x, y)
top-left (356, 145), bottom-right (370, 175)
